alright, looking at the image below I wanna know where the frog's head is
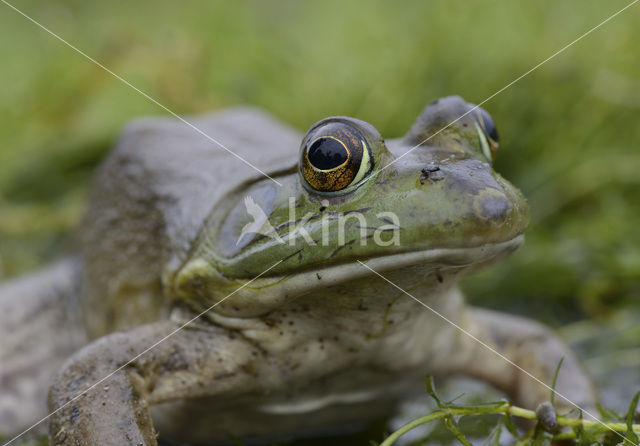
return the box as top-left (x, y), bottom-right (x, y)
top-left (173, 96), bottom-right (529, 316)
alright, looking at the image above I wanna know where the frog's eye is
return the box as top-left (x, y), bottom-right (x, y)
top-left (474, 108), bottom-right (499, 162)
top-left (300, 122), bottom-right (373, 192)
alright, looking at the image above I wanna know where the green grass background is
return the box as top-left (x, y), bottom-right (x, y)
top-left (0, 1), bottom-right (639, 443)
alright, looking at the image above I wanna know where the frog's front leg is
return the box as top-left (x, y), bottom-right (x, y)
top-left (447, 307), bottom-right (597, 414)
top-left (48, 320), bottom-right (263, 446)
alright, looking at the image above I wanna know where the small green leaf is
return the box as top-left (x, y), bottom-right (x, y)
top-left (573, 406), bottom-right (599, 446)
top-left (572, 407), bottom-right (584, 438)
top-left (602, 431), bottom-right (623, 446)
top-left (443, 415), bottom-right (473, 446)
top-left (549, 357), bottom-right (564, 406)
top-left (597, 404), bottom-right (623, 422)
top-left (482, 419), bottom-right (503, 446)
top-left (503, 412), bottom-right (520, 437)
top-left (446, 392), bottom-right (467, 405)
top-left (623, 390), bottom-right (640, 445)
top-left (425, 375), bottom-right (444, 408)
top-left (530, 428), bottom-right (552, 446)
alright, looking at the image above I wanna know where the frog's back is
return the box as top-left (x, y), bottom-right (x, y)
top-left (80, 107), bottom-right (300, 338)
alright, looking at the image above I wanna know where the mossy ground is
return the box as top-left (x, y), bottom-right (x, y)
top-left (1, 1), bottom-right (639, 445)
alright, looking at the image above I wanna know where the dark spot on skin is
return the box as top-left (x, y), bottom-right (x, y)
top-left (262, 318), bottom-right (277, 327)
top-left (316, 273), bottom-right (322, 280)
top-left (420, 164), bottom-right (444, 184)
top-left (188, 276), bottom-right (204, 290)
top-left (69, 406), bottom-right (80, 424)
top-left (163, 346), bottom-right (189, 371)
top-left (436, 273), bottom-right (444, 283)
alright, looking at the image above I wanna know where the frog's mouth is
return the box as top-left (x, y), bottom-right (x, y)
top-left (251, 234), bottom-right (524, 295)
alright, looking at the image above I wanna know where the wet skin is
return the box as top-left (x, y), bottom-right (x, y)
top-left (0, 97), bottom-right (596, 445)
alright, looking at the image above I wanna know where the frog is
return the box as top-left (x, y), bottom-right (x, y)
top-left (0, 96), bottom-right (597, 446)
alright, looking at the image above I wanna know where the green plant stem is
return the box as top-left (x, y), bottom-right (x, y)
top-left (379, 404), bottom-right (640, 446)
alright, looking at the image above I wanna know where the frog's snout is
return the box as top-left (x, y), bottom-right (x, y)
top-left (408, 156), bottom-right (529, 244)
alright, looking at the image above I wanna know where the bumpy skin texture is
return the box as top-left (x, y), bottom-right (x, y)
top-left (0, 259), bottom-right (84, 436)
top-left (0, 98), bottom-right (597, 445)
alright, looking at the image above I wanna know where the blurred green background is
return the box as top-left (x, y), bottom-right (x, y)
top-left (0, 0), bottom-right (639, 443)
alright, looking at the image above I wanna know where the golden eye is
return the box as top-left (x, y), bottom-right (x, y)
top-left (300, 122), bottom-right (373, 192)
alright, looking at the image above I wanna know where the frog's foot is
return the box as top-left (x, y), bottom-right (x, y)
top-left (446, 307), bottom-right (598, 416)
top-left (47, 321), bottom-right (262, 446)
top-left (0, 259), bottom-right (84, 437)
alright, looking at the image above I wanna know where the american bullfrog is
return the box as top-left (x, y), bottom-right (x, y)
top-left (0, 96), bottom-right (596, 445)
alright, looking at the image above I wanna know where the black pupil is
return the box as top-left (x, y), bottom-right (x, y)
top-left (307, 138), bottom-right (349, 170)
top-left (479, 109), bottom-right (499, 143)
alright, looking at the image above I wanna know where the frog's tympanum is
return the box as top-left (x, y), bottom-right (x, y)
top-left (0, 97), bottom-right (596, 445)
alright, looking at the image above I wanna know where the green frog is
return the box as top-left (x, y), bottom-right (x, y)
top-left (0, 96), bottom-right (596, 445)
